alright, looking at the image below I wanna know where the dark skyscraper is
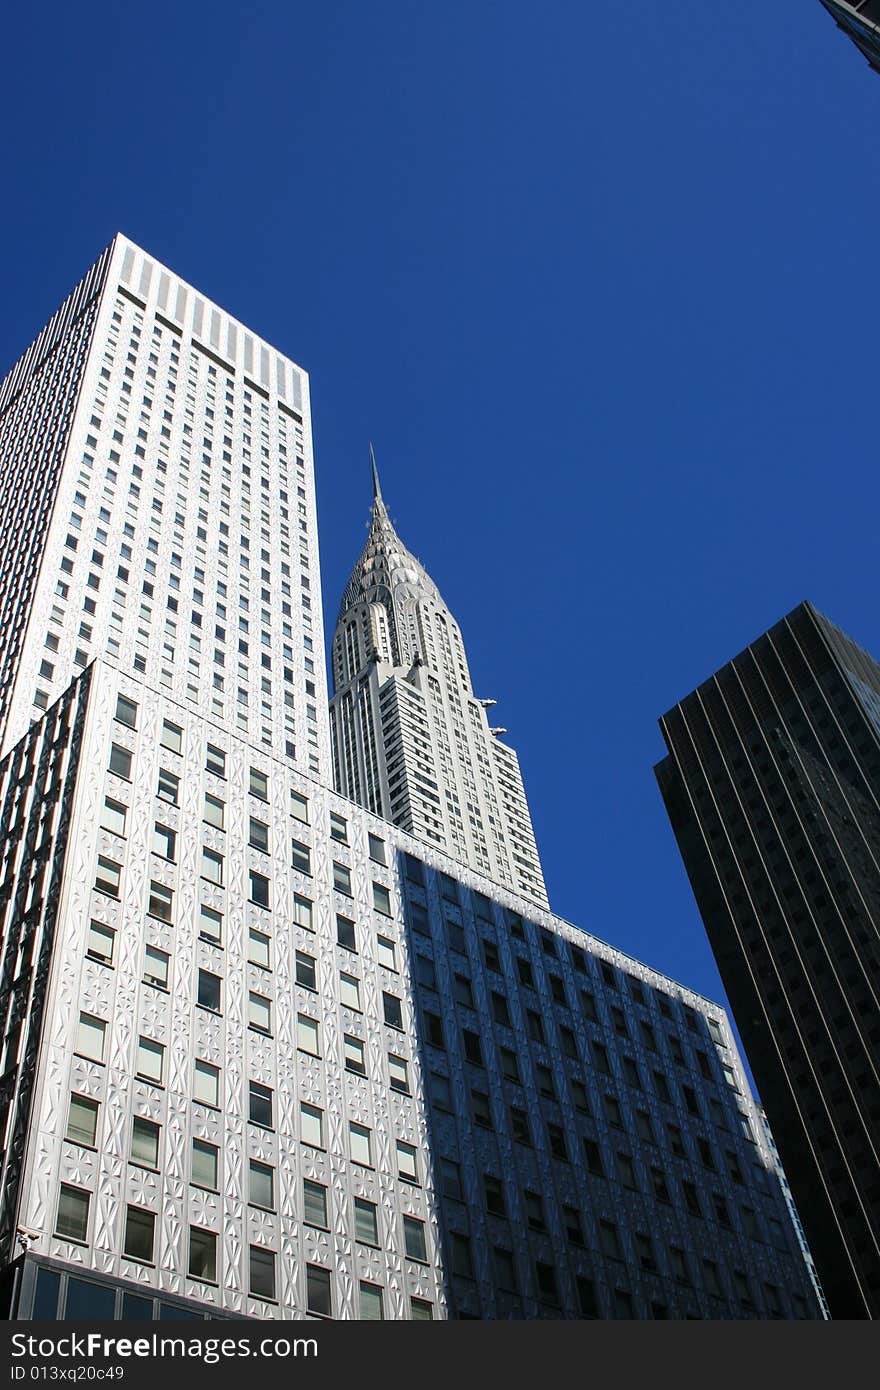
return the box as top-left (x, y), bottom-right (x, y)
top-left (656, 601), bottom-right (880, 1319)
top-left (818, 0), bottom-right (880, 74)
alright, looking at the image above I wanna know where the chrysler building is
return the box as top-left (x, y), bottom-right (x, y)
top-left (329, 456), bottom-right (548, 906)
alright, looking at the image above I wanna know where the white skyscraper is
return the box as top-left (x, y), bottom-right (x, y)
top-left (330, 459), bottom-right (547, 907)
top-left (0, 236), bottom-right (821, 1321)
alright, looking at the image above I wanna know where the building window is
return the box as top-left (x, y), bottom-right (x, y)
top-left (354, 1197), bottom-right (378, 1246)
top-left (148, 880), bottom-right (173, 922)
top-left (397, 1140), bottom-right (418, 1183)
top-left (206, 744), bottom-right (226, 777)
top-left (203, 792), bottom-right (225, 828)
top-left (350, 1122), bottom-right (372, 1166)
top-left (194, 1060), bottom-right (220, 1108)
top-left (160, 720), bottom-right (183, 755)
top-left (340, 972), bottom-right (361, 1010)
top-left (66, 1094), bottom-right (99, 1148)
top-left (152, 823), bottom-right (176, 861)
top-left (109, 743), bottom-right (132, 779)
top-left (306, 1266), bottom-right (331, 1318)
top-left (295, 951), bottom-right (316, 990)
top-left (123, 1206), bottom-right (155, 1263)
top-left (451, 1234), bottom-right (473, 1279)
top-left (303, 1179), bottom-right (327, 1229)
top-left (330, 812), bottom-right (348, 843)
top-left (368, 833), bottom-right (386, 865)
top-left (95, 856), bottom-right (121, 898)
top-left (249, 767), bottom-right (269, 801)
top-left (198, 904), bottom-right (222, 943)
top-left (55, 1185), bottom-right (89, 1242)
top-left (192, 1139), bottom-right (219, 1191)
top-left (293, 894), bottom-right (313, 930)
top-left (100, 797), bottom-right (127, 837)
top-left (131, 1117), bottom-right (159, 1168)
top-left (86, 921), bottom-right (115, 966)
top-left (250, 870), bottom-right (270, 908)
top-left (197, 970), bottom-right (221, 1013)
top-left (376, 936), bottom-right (396, 970)
top-left (249, 816), bottom-right (269, 852)
top-left (249, 1160), bottom-right (275, 1210)
top-left (388, 1054), bottom-right (409, 1093)
top-left (76, 1014), bottom-right (106, 1064)
top-left (291, 790), bottom-right (309, 823)
top-left (249, 992), bottom-right (272, 1034)
top-left (301, 1103), bottom-right (323, 1148)
top-left (333, 862), bottom-right (352, 895)
top-left (136, 1037), bottom-right (164, 1085)
top-left (336, 915), bottom-right (356, 949)
top-left (411, 1298), bottom-right (433, 1320)
top-left (249, 1081), bottom-right (273, 1128)
top-left (189, 1227), bottom-right (217, 1282)
top-left (372, 882), bottom-right (391, 915)
top-left (115, 694), bottom-right (138, 729)
top-left (343, 1035), bottom-right (365, 1075)
top-left (248, 928), bottom-right (271, 969)
top-left (359, 1282), bottom-right (384, 1320)
top-left (143, 945), bottom-right (169, 989)
top-left (249, 1246), bottom-right (275, 1300)
top-left (201, 847), bottom-right (223, 886)
top-left (383, 993), bottom-right (403, 1029)
top-left (297, 1014), bottom-right (320, 1055)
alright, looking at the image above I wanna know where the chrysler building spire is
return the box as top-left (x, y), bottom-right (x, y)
top-left (330, 456), bottom-right (547, 905)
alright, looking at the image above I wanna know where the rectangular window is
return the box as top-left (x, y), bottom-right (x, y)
top-left (56, 1185), bottom-right (89, 1242)
top-left (388, 1054), bottom-right (409, 1093)
top-left (333, 862), bottom-right (352, 895)
top-left (301, 1102), bottom-right (323, 1148)
top-left (383, 993), bottom-right (403, 1029)
top-left (131, 1116), bottom-right (160, 1168)
top-left (372, 882), bottom-right (391, 915)
top-left (250, 1246), bottom-right (275, 1300)
top-left (291, 790), bottom-right (309, 823)
top-left (336, 914), bottom-right (356, 949)
top-left (296, 951), bottom-right (317, 990)
top-left (157, 767), bottom-right (179, 804)
top-left (189, 1227), bottom-right (217, 1282)
top-left (136, 1037), bottom-right (164, 1085)
top-left (293, 894), bottom-right (313, 931)
top-left (249, 767), bottom-right (269, 801)
top-left (206, 744), bottom-right (226, 776)
top-left (303, 1179), bottom-right (327, 1229)
top-left (192, 1139), bottom-right (219, 1191)
top-left (115, 695), bottom-right (138, 729)
top-left (350, 1122), bottom-right (372, 1166)
top-left (124, 1206), bottom-right (155, 1263)
top-left (297, 1013), bottom-right (320, 1055)
top-left (359, 1282), bottom-right (384, 1320)
top-left (249, 1081), bottom-right (273, 1128)
top-left (376, 936), bottom-right (396, 970)
top-left (368, 833), bottom-right (386, 865)
top-left (397, 1140), bottom-right (418, 1183)
top-left (109, 743), bottom-right (132, 779)
top-left (101, 797), bottom-right (127, 837)
top-left (306, 1265), bottom-right (331, 1318)
top-left (66, 1094), bottom-right (99, 1148)
top-left (249, 1160), bottom-right (275, 1209)
top-left (340, 972), bottom-right (361, 1010)
top-left (160, 720), bottom-right (183, 754)
top-left (148, 880), bottom-right (173, 922)
top-left (291, 839), bottom-right (312, 874)
top-left (194, 1060), bottom-right (220, 1107)
top-left (250, 870), bottom-right (270, 908)
top-left (330, 811), bottom-right (348, 843)
top-left (249, 992), bottom-right (272, 1033)
top-left (86, 920), bottom-right (115, 965)
top-left (197, 969), bottom-right (221, 1012)
top-left (249, 816), bottom-right (269, 852)
top-left (143, 945), bottom-right (169, 990)
top-left (76, 1013), bottom-right (106, 1063)
top-left (354, 1197), bottom-right (378, 1246)
top-left (344, 1034), bottom-right (366, 1074)
top-left (95, 856), bottom-right (121, 898)
top-left (152, 823), bottom-right (176, 861)
top-left (201, 847), bottom-right (224, 885)
top-left (203, 792), bottom-right (225, 828)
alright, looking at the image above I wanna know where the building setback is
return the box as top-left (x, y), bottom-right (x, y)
top-left (656, 600), bottom-right (880, 1318)
top-left (0, 237), bottom-right (820, 1319)
top-left (818, 1), bottom-right (880, 75)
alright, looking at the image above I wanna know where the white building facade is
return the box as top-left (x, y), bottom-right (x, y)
top-left (0, 238), bottom-right (821, 1320)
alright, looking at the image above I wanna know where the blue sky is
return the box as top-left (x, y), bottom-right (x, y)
top-left (2, 2), bottom-right (878, 1021)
